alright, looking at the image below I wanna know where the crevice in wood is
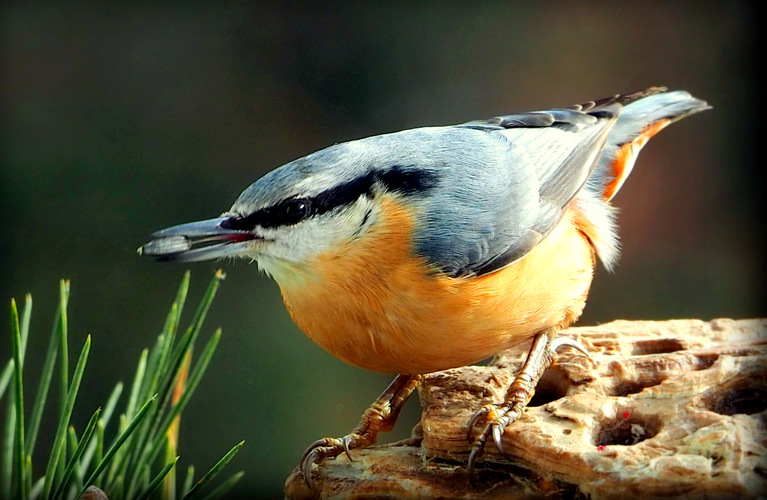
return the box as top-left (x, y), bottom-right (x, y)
top-left (285, 318), bottom-right (767, 499)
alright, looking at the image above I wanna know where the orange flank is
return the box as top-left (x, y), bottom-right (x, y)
top-left (603, 119), bottom-right (671, 201)
top-left (277, 197), bottom-right (595, 374)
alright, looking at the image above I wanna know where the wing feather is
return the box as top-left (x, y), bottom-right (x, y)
top-left (415, 97), bottom-right (626, 277)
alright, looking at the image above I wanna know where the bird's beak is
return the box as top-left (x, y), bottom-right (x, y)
top-left (139, 217), bottom-right (261, 262)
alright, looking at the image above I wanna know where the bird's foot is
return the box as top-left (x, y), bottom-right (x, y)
top-left (299, 373), bottom-right (421, 490)
top-left (466, 399), bottom-right (527, 483)
top-left (299, 432), bottom-right (375, 490)
top-left (465, 331), bottom-right (589, 486)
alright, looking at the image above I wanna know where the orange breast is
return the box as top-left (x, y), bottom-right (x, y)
top-left (277, 197), bottom-right (596, 374)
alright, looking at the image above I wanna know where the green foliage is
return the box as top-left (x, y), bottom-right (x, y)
top-left (1, 271), bottom-right (243, 500)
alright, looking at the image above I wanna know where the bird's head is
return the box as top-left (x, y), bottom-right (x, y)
top-left (140, 133), bottom-right (442, 281)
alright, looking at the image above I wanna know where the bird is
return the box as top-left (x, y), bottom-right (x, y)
top-left (140, 87), bottom-right (710, 487)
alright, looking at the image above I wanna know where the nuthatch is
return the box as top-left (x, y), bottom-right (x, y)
top-left (141, 87), bottom-right (709, 486)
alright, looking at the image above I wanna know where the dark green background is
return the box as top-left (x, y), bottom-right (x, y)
top-left (1, 2), bottom-right (761, 498)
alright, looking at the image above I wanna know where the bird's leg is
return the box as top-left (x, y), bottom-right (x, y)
top-left (466, 329), bottom-right (589, 484)
top-left (300, 373), bottom-right (421, 489)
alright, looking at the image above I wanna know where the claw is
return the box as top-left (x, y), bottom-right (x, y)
top-left (300, 438), bottom-right (330, 469)
top-left (467, 427), bottom-right (490, 487)
top-left (467, 447), bottom-right (480, 487)
top-left (466, 406), bottom-right (490, 443)
top-left (301, 447), bottom-right (320, 490)
top-left (549, 336), bottom-right (590, 357)
top-left (299, 439), bottom-right (320, 469)
top-left (342, 435), bottom-right (354, 462)
top-left (492, 417), bottom-right (516, 461)
top-left (492, 423), bottom-right (505, 456)
top-left (299, 437), bottom-right (347, 489)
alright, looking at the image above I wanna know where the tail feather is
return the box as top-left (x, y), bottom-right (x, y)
top-left (586, 90), bottom-right (711, 201)
top-left (575, 89), bottom-right (710, 272)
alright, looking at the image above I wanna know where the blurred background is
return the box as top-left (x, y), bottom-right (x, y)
top-left (1, 1), bottom-right (761, 497)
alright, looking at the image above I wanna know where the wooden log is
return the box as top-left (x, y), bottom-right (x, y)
top-left (285, 319), bottom-right (767, 499)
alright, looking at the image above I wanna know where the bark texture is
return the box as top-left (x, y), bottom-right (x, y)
top-left (285, 318), bottom-right (767, 499)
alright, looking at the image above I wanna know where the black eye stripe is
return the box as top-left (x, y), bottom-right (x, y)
top-left (222, 166), bottom-right (440, 231)
top-left (221, 197), bottom-right (312, 230)
top-left (376, 167), bottom-right (440, 195)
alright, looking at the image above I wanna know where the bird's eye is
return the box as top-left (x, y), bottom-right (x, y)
top-left (281, 198), bottom-right (311, 225)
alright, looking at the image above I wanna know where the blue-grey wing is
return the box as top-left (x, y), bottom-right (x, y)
top-left (411, 100), bottom-right (626, 277)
